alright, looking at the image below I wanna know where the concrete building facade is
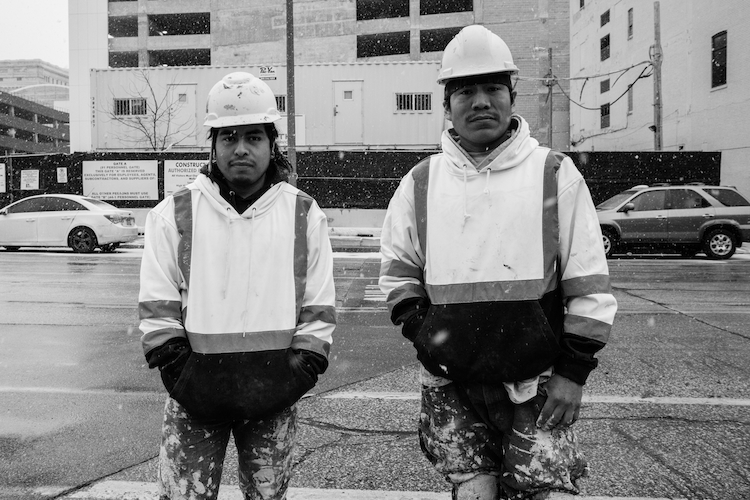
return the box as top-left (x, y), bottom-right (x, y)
top-left (569, 0), bottom-right (750, 197)
top-left (0, 92), bottom-right (70, 155)
top-left (0, 59), bottom-right (69, 112)
top-left (69, 0), bottom-right (571, 153)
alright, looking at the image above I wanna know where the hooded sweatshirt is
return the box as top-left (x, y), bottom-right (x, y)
top-left (139, 173), bottom-right (336, 420)
top-left (379, 115), bottom-right (617, 386)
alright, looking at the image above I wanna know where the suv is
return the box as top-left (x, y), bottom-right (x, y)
top-left (596, 183), bottom-right (750, 259)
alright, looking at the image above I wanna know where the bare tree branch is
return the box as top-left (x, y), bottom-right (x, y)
top-left (101, 69), bottom-right (197, 151)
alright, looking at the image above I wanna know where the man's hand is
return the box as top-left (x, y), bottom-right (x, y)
top-left (536, 373), bottom-right (583, 431)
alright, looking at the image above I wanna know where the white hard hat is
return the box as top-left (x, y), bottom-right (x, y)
top-left (437, 25), bottom-right (519, 85)
top-left (204, 72), bottom-right (281, 129)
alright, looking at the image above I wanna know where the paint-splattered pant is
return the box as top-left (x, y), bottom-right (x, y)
top-left (418, 380), bottom-right (587, 500)
top-left (158, 397), bottom-right (297, 500)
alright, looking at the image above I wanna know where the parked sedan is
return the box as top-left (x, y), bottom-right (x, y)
top-left (0, 194), bottom-right (139, 253)
top-left (596, 183), bottom-right (750, 259)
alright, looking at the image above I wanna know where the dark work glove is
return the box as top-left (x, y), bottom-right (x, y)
top-left (401, 308), bottom-right (428, 342)
top-left (289, 349), bottom-right (329, 384)
top-left (145, 338), bottom-right (191, 393)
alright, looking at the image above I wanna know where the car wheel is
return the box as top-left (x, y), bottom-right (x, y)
top-left (69, 227), bottom-right (98, 253)
top-left (703, 228), bottom-right (736, 260)
top-left (601, 228), bottom-right (618, 259)
top-left (3, 246), bottom-right (20, 251)
top-left (100, 243), bottom-right (120, 253)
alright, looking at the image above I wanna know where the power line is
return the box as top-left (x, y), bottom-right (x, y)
top-left (556, 65), bottom-right (653, 111)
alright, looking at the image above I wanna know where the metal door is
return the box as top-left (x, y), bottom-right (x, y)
top-left (333, 81), bottom-right (363, 144)
top-left (166, 84), bottom-right (198, 147)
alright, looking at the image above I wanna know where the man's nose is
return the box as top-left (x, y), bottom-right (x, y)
top-left (234, 138), bottom-right (250, 155)
top-left (471, 89), bottom-right (491, 108)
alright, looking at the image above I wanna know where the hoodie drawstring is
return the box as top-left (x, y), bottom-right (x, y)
top-left (462, 165), bottom-right (472, 226)
top-left (483, 168), bottom-right (491, 195)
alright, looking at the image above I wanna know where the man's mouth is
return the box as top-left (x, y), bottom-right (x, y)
top-left (469, 115), bottom-right (496, 122)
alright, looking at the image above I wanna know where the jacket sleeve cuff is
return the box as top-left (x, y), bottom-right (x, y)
top-left (554, 351), bottom-right (598, 385)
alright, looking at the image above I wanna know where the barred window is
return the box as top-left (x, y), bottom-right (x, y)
top-left (114, 98), bottom-right (147, 116)
top-left (275, 95), bottom-right (287, 113)
top-left (396, 93), bottom-right (432, 112)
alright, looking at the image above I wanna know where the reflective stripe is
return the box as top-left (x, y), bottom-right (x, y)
top-left (542, 150), bottom-right (562, 295)
top-left (564, 314), bottom-right (612, 343)
top-left (380, 259), bottom-right (423, 282)
top-left (385, 282), bottom-right (429, 315)
top-left (187, 330), bottom-right (296, 354)
top-left (291, 333), bottom-right (331, 356)
top-left (141, 327), bottom-right (185, 355)
top-left (411, 157), bottom-right (431, 259)
top-left (561, 274), bottom-right (612, 297)
top-left (139, 300), bottom-right (182, 320)
top-left (299, 305), bottom-right (337, 325)
top-left (295, 193), bottom-right (312, 320)
top-left (173, 188), bottom-right (193, 288)
top-left (426, 279), bottom-right (546, 303)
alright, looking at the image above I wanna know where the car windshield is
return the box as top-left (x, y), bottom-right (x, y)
top-left (703, 188), bottom-right (750, 207)
top-left (82, 198), bottom-right (119, 210)
top-left (596, 190), bottom-right (639, 210)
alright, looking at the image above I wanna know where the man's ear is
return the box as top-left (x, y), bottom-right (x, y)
top-left (443, 100), bottom-right (452, 121)
top-left (510, 90), bottom-right (517, 106)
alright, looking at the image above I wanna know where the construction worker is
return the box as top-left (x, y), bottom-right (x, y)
top-left (138, 72), bottom-right (336, 500)
top-left (379, 25), bottom-right (617, 499)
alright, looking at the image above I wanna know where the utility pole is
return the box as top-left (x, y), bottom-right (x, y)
top-left (651, 1), bottom-right (663, 150)
top-left (545, 48), bottom-right (555, 148)
top-left (286, 0), bottom-right (297, 185)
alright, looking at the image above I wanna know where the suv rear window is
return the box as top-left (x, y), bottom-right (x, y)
top-left (703, 188), bottom-right (750, 207)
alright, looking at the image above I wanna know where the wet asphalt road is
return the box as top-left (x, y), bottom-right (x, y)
top-left (0, 247), bottom-right (749, 499)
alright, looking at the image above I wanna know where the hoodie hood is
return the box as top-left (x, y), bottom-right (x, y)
top-left (442, 115), bottom-right (539, 174)
top-left (440, 115), bottom-right (540, 225)
top-left (190, 173), bottom-right (286, 220)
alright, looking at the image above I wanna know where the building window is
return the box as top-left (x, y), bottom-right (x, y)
top-left (420, 27), bottom-right (463, 53)
top-left (600, 34), bottom-right (610, 61)
top-left (600, 103), bottom-right (610, 128)
top-left (627, 8), bottom-right (634, 39)
top-left (711, 31), bottom-right (727, 88)
top-left (627, 87), bottom-right (633, 114)
top-left (600, 79), bottom-right (610, 93)
top-left (275, 95), bottom-right (286, 113)
top-left (396, 93), bottom-right (432, 112)
top-left (148, 49), bottom-right (211, 67)
top-left (356, 0), bottom-right (408, 21)
top-left (114, 98), bottom-right (147, 116)
top-left (148, 13), bottom-right (210, 36)
top-left (357, 32), bottom-right (410, 58)
top-left (109, 16), bottom-right (138, 38)
top-left (601, 10), bottom-right (610, 27)
top-left (420, 0), bottom-right (472, 16)
top-left (109, 51), bottom-right (139, 68)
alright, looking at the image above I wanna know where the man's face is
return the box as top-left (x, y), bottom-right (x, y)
top-left (214, 124), bottom-right (271, 197)
top-left (445, 82), bottom-right (514, 152)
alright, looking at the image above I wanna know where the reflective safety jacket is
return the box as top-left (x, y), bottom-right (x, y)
top-left (379, 116), bottom-right (617, 385)
top-left (138, 174), bottom-right (336, 419)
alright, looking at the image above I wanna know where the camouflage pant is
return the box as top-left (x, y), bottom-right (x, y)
top-left (419, 380), bottom-right (587, 500)
top-left (158, 397), bottom-right (297, 500)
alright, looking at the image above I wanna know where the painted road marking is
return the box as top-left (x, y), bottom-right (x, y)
top-left (364, 284), bottom-right (386, 302)
top-left (45, 481), bottom-right (685, 500)
top-left (323, 392), bottom-right (750, 406)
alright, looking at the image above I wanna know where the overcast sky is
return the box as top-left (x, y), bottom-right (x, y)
top-left (0, 0), bottom-right (70, 68)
